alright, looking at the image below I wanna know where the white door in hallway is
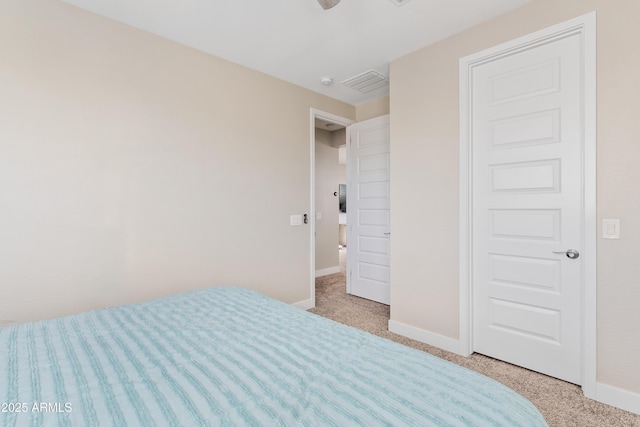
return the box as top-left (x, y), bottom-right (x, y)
top-left (471, 31), bottom-right (585, 384)
top-left (347, 115), bottom-right (390, 305)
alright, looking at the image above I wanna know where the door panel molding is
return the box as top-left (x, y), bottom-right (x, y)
top-left (459, 12), bottom-right (596, 396)
top-left (347, 115), bottom-right (391, 304)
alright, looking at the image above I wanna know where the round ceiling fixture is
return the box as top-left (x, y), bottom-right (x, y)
top-left (320, 76), bottom-right (334, 86)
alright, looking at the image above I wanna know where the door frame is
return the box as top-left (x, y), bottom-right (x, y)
top-left (458, 12), bottom-right (596, 397)
top-left (308, 108), bottom-right (355, 309)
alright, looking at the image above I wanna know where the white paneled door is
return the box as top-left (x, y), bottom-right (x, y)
top-left (471, 32), bottom-right (584, 384)
top-left (347, 115), bottom-right (390, 305)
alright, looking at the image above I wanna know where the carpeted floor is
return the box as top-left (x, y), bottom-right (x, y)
top-left (309, 267), bottom-right (640, 427)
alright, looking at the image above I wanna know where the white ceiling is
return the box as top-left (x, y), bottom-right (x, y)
top-left (61, 0), bottom-right (533, 105)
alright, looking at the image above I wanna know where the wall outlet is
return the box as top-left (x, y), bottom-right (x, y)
top-left (602, 219), bottom-right (620, 239)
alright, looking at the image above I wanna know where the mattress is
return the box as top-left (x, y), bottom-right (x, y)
top-left (0, 286), bottom-right (548, 426)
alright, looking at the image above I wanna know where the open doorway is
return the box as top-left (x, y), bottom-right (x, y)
top-left (338, 181), bottom-right (347, 274)
top-left (309, 109), bottom-right (354, 308)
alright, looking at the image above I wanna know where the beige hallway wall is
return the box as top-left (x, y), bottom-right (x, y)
top-left (315, 129), bottom-right (342, 272)
top-left (390, 0), bottom-right (640, 395)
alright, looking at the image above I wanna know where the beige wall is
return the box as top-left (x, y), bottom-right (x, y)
top-left (315, 129), bottom-right (343, 272)
top-left (330, 128), bottom-right (347, 148)
top-left (0, 0), bottom-right (355, 324)
top-left (390, 0), bottom-right (640, 394)
top-left (356, 97), bottom-right (390, 122)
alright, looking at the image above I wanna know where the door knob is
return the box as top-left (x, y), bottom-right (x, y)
top-left (552, 249), bottom-right (580, 259)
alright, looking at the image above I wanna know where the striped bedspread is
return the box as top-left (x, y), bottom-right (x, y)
top-left (0, 286), bottom-right (547, 426)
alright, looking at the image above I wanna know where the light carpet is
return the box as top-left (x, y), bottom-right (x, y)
top-left (309, 271), bottom-right (640, 427)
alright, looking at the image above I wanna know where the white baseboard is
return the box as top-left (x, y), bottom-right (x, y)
top-left (388, 319), bottom-right (462, 355)
top-left (596, 382), bottom-right (640, 416)
top-left (291, 298), bottom-right (314, 310)
top-left (315, 266), bottom-right (340, 277)
top-left (388, 322), bottom-right (640, 416)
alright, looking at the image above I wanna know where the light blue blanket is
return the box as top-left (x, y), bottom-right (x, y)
top-left (0, 287), bottom-right (548, 426)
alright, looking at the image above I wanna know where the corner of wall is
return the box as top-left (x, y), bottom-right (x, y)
top-left (388, 319), bottom-right (463, 356)
top-left (355, 96), bottom-right (390, 122)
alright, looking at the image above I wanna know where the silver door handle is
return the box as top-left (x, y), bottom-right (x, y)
top-left (552, 249), bottom-right (580, 259)
top-left (383, 232), bottom-right (391, 236)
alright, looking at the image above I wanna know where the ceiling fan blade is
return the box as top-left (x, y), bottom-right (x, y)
top-left (317, 0), bottom-right (341, 10)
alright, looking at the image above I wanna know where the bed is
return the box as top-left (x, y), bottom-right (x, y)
top-left (0, 286), bottom-right (548, 426)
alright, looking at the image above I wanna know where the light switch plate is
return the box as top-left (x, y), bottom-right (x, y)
top-left (602, 219), bottom-right (620, 239)
top-left (316, 212), bottom-right (322, 220)
top-left (290, 214), bottom-right (303, 226)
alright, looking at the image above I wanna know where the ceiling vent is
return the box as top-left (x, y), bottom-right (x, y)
top-left (341, 70), bottom-right (389, 93)
top-left (389, 0), bottom-right (412, 6)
